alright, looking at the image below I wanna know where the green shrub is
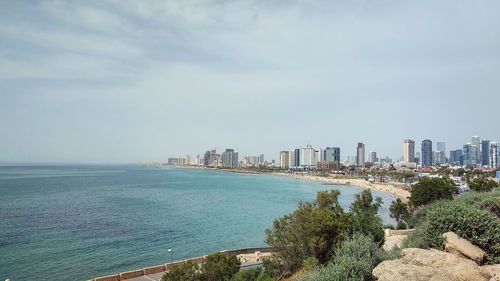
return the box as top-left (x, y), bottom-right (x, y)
top-left (409, 177), bottom-right (457, 207)
top-left (298, 233), bottom-right (389, 281)
top-left (349, 190), bottom-right (385, 243)
top-left (468, 177), bottom-right (499, 192)
top-left (200, 253), bottom-right (241, 281)
top-left (459, 189), bottom-right (500, 217)
top-left (265, 190), bottom-right (349, 276)
top-left (404, 200), bottom-right (500, 264)
top-left (162, 261), bottom-right (200, 281)
top-left (231, 268), bottom-right (272, 281)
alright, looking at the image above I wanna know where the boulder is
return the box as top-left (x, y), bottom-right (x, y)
top-left (481, 264), bottom-right (500, 281)
top-left (443, 231), bottom-right (486, 263)
top-left (373, 248), bottom-right (490, 281)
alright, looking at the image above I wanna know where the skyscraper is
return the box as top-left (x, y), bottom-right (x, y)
top-left (471, 136), bottom-right (481, 164)
top-left (300, 145), bottom-right (317, 168)
top-left (289, 149), bottom-right (300, 168)
top-left (357, 143), bottom-right (365, 168)
top-left (436, 142), bottom-right (446, 155)
top-left (403, 139), bottom-right (415, 163)
top-left (323, 147), bottom-right (341, 168)
top-left (369, 151), bottom-right (377, 163)
top-left (449, 149), bottom-right (463, 166)
top-left (221, 149), bottom-right (239, 168)
top-left (421, 139), bottom-right (432, 167)
top-left (279, 151), bottom-right (289, 169)
top-left (490, 142), bottom-right (499, 169)
top-left (463, 143), bottom-right (477, 166)
top-left (481, 139), bottom-right (490, 166)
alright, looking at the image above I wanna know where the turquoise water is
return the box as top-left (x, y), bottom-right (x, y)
top-left (0, 165), bottom-right (396, 281)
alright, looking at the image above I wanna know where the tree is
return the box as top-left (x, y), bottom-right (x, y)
top-left (200, 253), bottom-right (241, 281)
top-left (162, 261), bottom-right (200, 281)
top-left (389, 198), bottom-right (410, 228)
top-left (348, 190), bottom-right (385, 243)
top-left (231, 268), bottom-right (272, 281)
top-left (469, 177), bottom-right (499, 192)
top-left (265, 190), bottom-right (349, 277)
top-left (409, 177), bottom-right (457, 207)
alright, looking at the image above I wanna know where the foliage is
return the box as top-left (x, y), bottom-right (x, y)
top-left (349, 190), bottom-right (385, 243)
top-left (389, 198), bottom-right (410, 228)
top-left (403, 199), bottom-right (500, 264)
top-left (409, 177), bottom-right (457, 207)
top-left (200, 253), bottom-right (241, 281)
top-left (298, 233), bottom-right (390, 281)
top-left (162, 261), bottom-right (200, 281)
top-left (265, 190), bottom-right (349, 277)
top-left (459, 188), bottom-right (500, 217)
top-left (468, 177), bottom-right (499, 192)
top-left (302, 257), bottom-right (319, 272)
top-left (231, 268), bottom-right (272, 281)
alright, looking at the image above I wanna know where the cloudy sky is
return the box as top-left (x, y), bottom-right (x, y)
top-left (1, 0), bottom-right (499, 163)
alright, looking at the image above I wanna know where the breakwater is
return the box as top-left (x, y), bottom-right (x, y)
top-left (90, 247), bottom-right (272, 281)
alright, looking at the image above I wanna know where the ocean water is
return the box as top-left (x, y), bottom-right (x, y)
top-left (0, 165), bottom-right (396, 281)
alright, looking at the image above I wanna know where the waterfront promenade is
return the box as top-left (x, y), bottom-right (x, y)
top-left (90, 248), bottom-right (272, 281)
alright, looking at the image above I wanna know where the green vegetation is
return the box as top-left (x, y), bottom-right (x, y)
top-left (468, 176), bottom-right (499, 192)
top-left (403, 190), bottom-right (500, 264)
top-left (409, 177), bottom-right (457, 207)
top-left (389, 198), bottom-right (410, 229)
top-left (265, 190), bottom-right (349, 276)
top-left (162, 253), bottom-right (241, 281)
top-left (231, 268), bottom-right (272, 281)
top-left (162, 261), bottom-right (199, 281)
top-left (348, 190), bottom-right (385, 243)
top-left (298, 234), bottom-right (391, 281)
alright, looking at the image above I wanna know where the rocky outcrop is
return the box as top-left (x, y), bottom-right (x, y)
top-left (373, 248), bottom-right (489, 281)
top-left (482, 264), bottom-right (500, 281)
top-left (443, 232), bottom-right (486, 263)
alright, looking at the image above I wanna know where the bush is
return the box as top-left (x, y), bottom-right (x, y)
top-left (389, 198), bottom-right (410, 228)
top-left (468, 177), bottom-right (499, 192)
top-left (200, 253), bottom-right (241, 281)
top-left (265, 190), bottom-right (349, 276)
top-left (403, 199), bottom-right (500, 264)
top-left (162, 261), bottom-right (200, 281)
top-left (459, 189), bottom-right (500, 217)
top-left (409, 177), bottom-right (457, 207)
top-left (349, 190), bottom-right (385, 243)
top-left (298, 233), bottom-right (389, 281)
top-left (231, 268), bottom-right (272, 281)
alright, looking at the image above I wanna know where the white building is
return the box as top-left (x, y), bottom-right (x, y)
top-left (491, 142), bottom-right (499, 168)
top-left (279, 151), bottom-right (290, 169)
top-left (300, 145), bottom-right (317, 168)
top-left (403, 139), bottom-right (415, 163)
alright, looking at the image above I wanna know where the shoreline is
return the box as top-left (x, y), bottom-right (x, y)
top-left (165, 165), bottom-right (410, 202)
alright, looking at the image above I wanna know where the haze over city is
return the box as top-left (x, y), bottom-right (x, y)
top-left (1, 0), bottom-right (499, 163)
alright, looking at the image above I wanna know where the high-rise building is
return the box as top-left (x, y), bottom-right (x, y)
top-left (433, 151), bottom-right (445, 165)
top-left (369, 151), bottom-right (377, 163)
top-left (300, 145), bottom-right (317, 168)
top-left (449, 150), bottom-right (463, 166)
top-left (481, 139), bottom-right (490, 166)
top-left (421, 139), bottom-right (433, 167)
top-left (490, 142), bottom-right (499, 169)
top-left (221, 149), bottom-right (239, 168)
top-left (289, 148), bottom-right (301, 168)
top-left (279, 151), bottom-right (290, 170)
top-left (403, 139), bottom-right (416, 163)
top-left (463, 143), bottom-right (477, 166)
top-left (436, 142), bottom-right (446, 155)
top-left (471, 136), bottom-right (481, 164)
top-left (315, 149), bottom-right (323, 163)
top-left (356, 143), bottom-right (365, 168)
top-left (258, 154), bottom-right (265, 164)
top-left (323, 147), bottom-right (341, 168)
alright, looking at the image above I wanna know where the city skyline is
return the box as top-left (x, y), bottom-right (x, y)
top-left (1, 1), bottom-right (500, 163)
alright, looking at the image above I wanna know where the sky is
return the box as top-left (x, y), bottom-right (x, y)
top-left (0, 0), bottom-right (499, 163)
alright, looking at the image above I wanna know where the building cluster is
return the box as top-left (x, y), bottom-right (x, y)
top-left (278, 145), bottom-right (341, 171)
top-left (165, 135), bottom-right (499, 172)
top-left (401, 136), bottom-right (499, 169)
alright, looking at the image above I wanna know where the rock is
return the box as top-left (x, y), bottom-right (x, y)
top-left (443, 231), bottom-right (486, 263)
top-left (373, 248), bottom-right (490, 281)
top-left (481, 264), bottom-right (500, 281)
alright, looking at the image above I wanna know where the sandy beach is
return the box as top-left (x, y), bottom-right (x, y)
top-left (271, 173), bottom-right (411, 202)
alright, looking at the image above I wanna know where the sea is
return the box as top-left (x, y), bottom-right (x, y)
top-left (0, 165), bottom-right (396, 281)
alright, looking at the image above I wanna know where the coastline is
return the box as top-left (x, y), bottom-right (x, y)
top-left (167, 165), bottom-right (410, 202)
